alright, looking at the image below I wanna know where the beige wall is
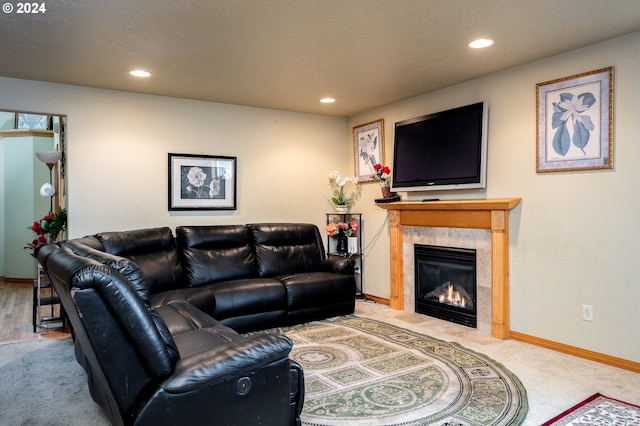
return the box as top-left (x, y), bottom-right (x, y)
top-left (348, 32), bottom-right (640, 362)
top-left (0, 78), bottom-right (349, 275)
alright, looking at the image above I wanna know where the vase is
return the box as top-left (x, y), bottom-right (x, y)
top-left (381, 186), bottom-right (394, 198)
top-left (335, 204), bottom-right (348, 214)
top-left (336, 236), bottom-right (348, 253)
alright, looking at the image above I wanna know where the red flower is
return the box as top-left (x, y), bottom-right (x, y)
top-left (373, 164), bottom-right (389, 174)
top-left (371, 164), bottom-right (391, 184)
top-left (31, 222), bottom-right (44, 234)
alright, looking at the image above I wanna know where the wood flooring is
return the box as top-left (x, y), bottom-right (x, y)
top-left (0, 279), bottom-right (69, 343)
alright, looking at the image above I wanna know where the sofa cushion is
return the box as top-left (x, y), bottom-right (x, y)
top-left (95, 227), bottom-right (184, 293)
top-left (279, 272), bottom-right (356, 325)
top-left (176, 225), bottom-right (255, 287)
top-left (149, 287), bottom-right (217, 315)
top-left (279, 272), bottom-right (355, 311)
top-left (249, 223), bottom-right (324, 277)
top-left (204, 278), bottom-right (287, 321)
top-left (154, 300), bottom-right (228, 335)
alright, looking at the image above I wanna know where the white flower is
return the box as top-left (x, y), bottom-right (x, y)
top-left (330, 171), bottom-right (359, 187)
top-left (329, 170), bottom-right (341, 182)
top-left (187, 167), bottom-right (207, 187)
top-left (559, 95), bottom-right (591, 123)
top-left (328, 170), bottom-right (361, 206)
top-left (209, 178), bottom-right (221, 197)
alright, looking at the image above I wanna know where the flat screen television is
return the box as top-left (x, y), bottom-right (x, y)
top-left (391, 101), bottom-right (488, 192)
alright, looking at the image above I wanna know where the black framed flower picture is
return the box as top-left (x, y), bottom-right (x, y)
top-left (168, 153), bottom-right (237, 210)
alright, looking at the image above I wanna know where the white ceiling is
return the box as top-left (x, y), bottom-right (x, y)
top-left (1, 0), bottom-right (639, 117)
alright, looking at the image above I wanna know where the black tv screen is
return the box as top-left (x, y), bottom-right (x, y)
top-left (391, 102), bottom-right (488, 192)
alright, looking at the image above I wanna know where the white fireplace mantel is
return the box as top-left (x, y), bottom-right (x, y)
top-left (376, 198), bottom-right (521, 339)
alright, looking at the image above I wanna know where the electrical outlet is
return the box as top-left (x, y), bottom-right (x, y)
top-left (582, 304), bottom-right (593, 322)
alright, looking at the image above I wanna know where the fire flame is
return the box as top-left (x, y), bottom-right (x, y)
top-left (438, 282), bottom-right (466, 308)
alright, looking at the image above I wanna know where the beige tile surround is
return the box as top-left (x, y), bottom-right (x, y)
top-left (403, 226), bottom-right (492, 333)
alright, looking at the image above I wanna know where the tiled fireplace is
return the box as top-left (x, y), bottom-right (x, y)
top-left (376, 198), bottom-right (521, 339)
top-left (405, 228), bottom-right (491, 331)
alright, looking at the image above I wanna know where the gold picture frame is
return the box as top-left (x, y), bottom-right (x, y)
top-left (353, 119), bottom-right (384, 182)
top-left (536, 67), bottom-right (614, 173)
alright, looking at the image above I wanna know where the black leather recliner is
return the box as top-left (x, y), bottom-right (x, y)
top-left (38, 244), bottom-right (304, 426)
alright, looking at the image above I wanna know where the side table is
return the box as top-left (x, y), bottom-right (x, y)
top-left (33, 263), bottom-right (65, 332)
top-left (326, 213), bottom-right (363, 296)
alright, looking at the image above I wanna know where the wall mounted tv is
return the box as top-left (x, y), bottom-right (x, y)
top-left (391, 101), bottom-right (488, 192)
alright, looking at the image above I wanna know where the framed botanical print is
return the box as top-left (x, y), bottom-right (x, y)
top-left (168, 153), bottom-right (237, 210)
top-left (536, 67), bottom-right (614, 173)
top-left (353, 119), bottom-right (384, 182)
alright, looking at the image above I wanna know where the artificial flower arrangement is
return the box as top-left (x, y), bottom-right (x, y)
top-left (326, 220), bottom-right (359, 238)
top-left (370, 163), bottom-right (391, 187)
top-left (328, 170), bottom-right (361, 208)
top-left (24, 207), bottom-right (67, 254)
top-left (370, 163), bottom-right (396, 198)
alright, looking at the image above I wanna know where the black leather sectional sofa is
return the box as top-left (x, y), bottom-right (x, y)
top-left (37, 223), bottom-right (357, 426)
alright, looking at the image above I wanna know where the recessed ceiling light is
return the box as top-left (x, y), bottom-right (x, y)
top-left (320, 97), bottom-right (336, 103)
top-left (469, 39), bottom-right (494, 49)
top-left (130, 69), bottom-right (151, 78)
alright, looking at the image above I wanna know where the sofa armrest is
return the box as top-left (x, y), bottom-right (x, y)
top-left (164, 333), bottom-right (292, 393)
top-left (319, 257), bottom-right (355, 275)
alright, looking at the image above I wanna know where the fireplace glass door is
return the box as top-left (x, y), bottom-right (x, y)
top-left (415, 244), bottom-right (477, 328)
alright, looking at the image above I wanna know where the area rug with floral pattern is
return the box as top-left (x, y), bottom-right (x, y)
top-left (255, 315), bottom-right (528, 426)
top-left (541, 393), bottom-right (640, 425)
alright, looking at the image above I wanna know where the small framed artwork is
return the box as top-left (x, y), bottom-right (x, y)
top-left (353, 119), bottom-right (384, 182)
top-left (168, 153), bottom-right (237, 210)
top-left (536, 67), bottom-right (614, 173)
